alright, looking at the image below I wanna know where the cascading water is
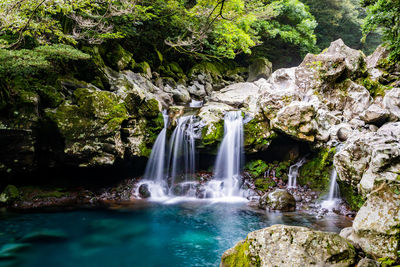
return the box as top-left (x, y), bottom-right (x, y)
top-left (189, 99), bottom-right (203, 107)
top-left (137, 112), bottom-right (200, 199)
top-left (321, 145), bottom-right (342, 210)
top-left (205, 111), bottom-right (245, 199)
top-left (287, 158), bottom-right (306, 188)
top-left (321, 168), bottom-right (341, 210)
top-left (168, 115), bottom-right (197, 193)
top-left (140, 110), bottom-right (169, 198)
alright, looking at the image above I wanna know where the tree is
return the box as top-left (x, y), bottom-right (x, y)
top-left (0, 0), bottom-right (149, 48)
top-left (302, 0), bottom-right (380, 53)
top-left (362, 0), bottom-right (400, 60)
top-left (166, 0), bottom-right (318, 60)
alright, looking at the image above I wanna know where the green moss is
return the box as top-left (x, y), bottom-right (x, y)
top-left (201, 121), bottom-right (224, 146)
top-left (0, 185), bottom-right (20, 203)
top-left (46, 88), bottom-right (129, 140)
top-left (102, 43), bottom-right (132, 71)
top-left (244, 119), bottom-right (276, 150)
top-left (298, 148), bottom-right (336, 192)
top-left (221, 240), bottom-right (254, 267)
top-left (19, 186), bottom-right (68, 200)
top-left (134, 61), bottom-right (151, 76)
top-left (138, 98), bottom-right (160, 118)
top-left (255, 178), bottom-right (276, 192)
top-left (378, 257), bottom-right (396, 267)
top-left (359, 77), bottom-right (391, 97)
top-left (337, 180), bottom-right (365, 211)
top-left (188, 61), bottom-right (224, 80)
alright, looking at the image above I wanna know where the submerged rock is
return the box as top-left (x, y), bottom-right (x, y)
top-left (220, 224), bottom-right (356, 267)
top-left (258, 189), bottom-right (296, 211)
top-left (20, 229), bottom-right (68, 243)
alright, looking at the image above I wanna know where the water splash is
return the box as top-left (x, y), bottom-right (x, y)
top-left (321, 168), bottom-right (341, 210)
top-left (287, 158), bottom-right (307, 188)
top-left (209, 111), bottom-right (245, 197)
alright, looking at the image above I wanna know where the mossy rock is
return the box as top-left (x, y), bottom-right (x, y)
top-left (244, 119), bottom-right (276, 152)
top-left (338, 180), bottom-right (365, 211)
top-left (188, 61), bottom-right (224, 80)
top-left (0, 185), bottom-right (20, 203)
top-left (137, 98), bottom-right (161, 118)
top-left (220, 240), bottom-right (254, 267)
top-left (201, 121), bottom-right (224, 147)
top-left (298, 148), bottom-right (336, 192)
top-left (102, 43), bottom-right (133, 71)
top-left (134, 61), bottom-right (152, 78)
top-left (359, 76), bottom-right (391, 97)
top-left (46, 88), bottom-right (129, 140)
top-left (254, 178), bottom-right (276, 192)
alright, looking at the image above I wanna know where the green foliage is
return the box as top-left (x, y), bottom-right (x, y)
top-left (0, 45), bottom-right (89, 78)
top-left (362, 0), bottom-right (400, 60)
top-left (245, 160), bottom-right (269, 177)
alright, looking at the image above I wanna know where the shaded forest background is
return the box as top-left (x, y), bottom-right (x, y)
top-left (0, 0), bottom-right (398, 109)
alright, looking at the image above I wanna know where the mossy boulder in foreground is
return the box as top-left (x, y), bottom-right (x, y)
top-left (220, 224), bottom-right (357, 267)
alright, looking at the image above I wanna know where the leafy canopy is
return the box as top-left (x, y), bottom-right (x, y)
top-left (362, 0), bottom-right (400, 60)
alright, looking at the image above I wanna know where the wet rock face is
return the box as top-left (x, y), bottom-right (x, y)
top-left (343, 186), bottom-right (400, 262)
top-left (258, 189), bottom-right (296, 211)
top-left (220, 225), bottom-right (357, 267)
top-left (138, 184), bottom-right (151, 198)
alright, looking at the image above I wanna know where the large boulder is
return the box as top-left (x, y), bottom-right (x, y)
top-left (198, 102), bottom-right (232, 148)
top-left (383, 87), bottom-right (400, 121)
top-left (221, 225), bottom-right (357, 267)
top-left (335, 122), bottom-right (400, 197)
top-left (300, 38), bottom-right (366, 86)
top-left (343, 185), bottom-right (400, 262)
top-left (258, 189), bottom-right (296, 211)
top-left (271, 102), bottom-right (317, 142)
top-left (209, 82), bottom-right (260, 108)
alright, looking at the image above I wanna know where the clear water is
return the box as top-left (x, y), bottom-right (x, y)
top-left (0, 202), bottom-right (351, 267)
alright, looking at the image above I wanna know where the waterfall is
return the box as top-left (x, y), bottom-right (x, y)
top-left (327, 168), bottom-right (340, 200)
top-left (207, 111), bottom-right (244, 198)
top-left (287, 158), bottom-right (306, 188)
top-left (321, 145), bottom-right (342, 210)
top-left (143, 111), bottom-right (169, 182)
top-left (167, 115), bottom-right (197, 193)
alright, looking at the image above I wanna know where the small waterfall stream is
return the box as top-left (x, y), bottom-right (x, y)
top-left (205, 111), bottom-right (245, 199)
top-left (287, 158), bottom-right (306, 188)
top-left (321, 168), bottom-right (341, 210)
top-left (321, 145), bottom-right (342, 210)
top-left (168, 115), bottom-right (197, 192)
top-left (141, 111), bottom-right (169, 197)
